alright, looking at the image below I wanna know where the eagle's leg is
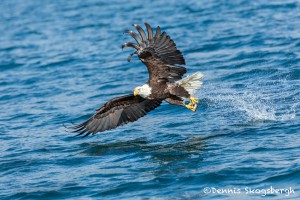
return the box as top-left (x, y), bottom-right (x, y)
top-left (165, 95), bottom-right (198, 112)
top-left (165, 96), bottom-right (185, 106)
top-left (165, 97), bottom-right (196, 112)
top-left (167, 84), bottom-right (199, 112)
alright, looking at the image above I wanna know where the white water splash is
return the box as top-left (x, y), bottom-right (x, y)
top-left (207, 89), bottom-right (297, 122)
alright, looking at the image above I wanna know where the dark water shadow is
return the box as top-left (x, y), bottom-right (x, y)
top-left (78, 136), bottom-right (206, 164)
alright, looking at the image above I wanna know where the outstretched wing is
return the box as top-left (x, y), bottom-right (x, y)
top-left (69, 94), bottom-right (162, 137)
top-left (122, 22), bottom-right (187, 83)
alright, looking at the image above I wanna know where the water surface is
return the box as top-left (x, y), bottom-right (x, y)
top-left (1, 0), bottom-right (300, 199)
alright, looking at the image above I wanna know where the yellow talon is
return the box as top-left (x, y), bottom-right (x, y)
top-left (190, 96), bottom-right (198, 104)
top-left (185, 103), bottom-right (197, 112)
top-left (184, 97), bottom-right (199, 112)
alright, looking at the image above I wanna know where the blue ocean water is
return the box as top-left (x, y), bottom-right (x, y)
top-left (1, 0), bottom-right (300, 199)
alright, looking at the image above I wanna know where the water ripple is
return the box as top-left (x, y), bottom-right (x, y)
top-left (1, 0), bottom-right (300, 199)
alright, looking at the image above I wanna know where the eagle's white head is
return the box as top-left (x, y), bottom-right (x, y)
top-left (134, 84), bottom-right (152, 98)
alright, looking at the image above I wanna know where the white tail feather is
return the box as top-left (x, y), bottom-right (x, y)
top-left (176, 72), bottom-right (204, 95)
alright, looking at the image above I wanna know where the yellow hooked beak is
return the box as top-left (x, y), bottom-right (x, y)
top-left (134, 89), bottom-right (139, 96)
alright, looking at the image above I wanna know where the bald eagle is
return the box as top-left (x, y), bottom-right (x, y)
top-left (70, 23), bottom-right (203, 137)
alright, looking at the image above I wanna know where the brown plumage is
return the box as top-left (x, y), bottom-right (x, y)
top-left (72, 95), bottom-right (162, 137)
top-left (68, 22), bottom-right (203, 136)
top-left (123, 23), bottom-right (186, 82)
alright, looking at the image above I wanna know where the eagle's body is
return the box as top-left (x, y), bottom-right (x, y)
top-left (69, 23), bottom-right (203, 137)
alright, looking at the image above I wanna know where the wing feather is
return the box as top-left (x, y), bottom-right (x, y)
top-left (144, 22), bottom-right (154, 41)
top-left (123, 22), bottom-right (186, 83)
top-left (155, 26), bottom-right (161, 40)
top-left (124, 30), bottom-right (143, 45)
top-left (69, 94), bottom-right (162, 136)
top-left (133, 24), bottom-right (147, 42)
